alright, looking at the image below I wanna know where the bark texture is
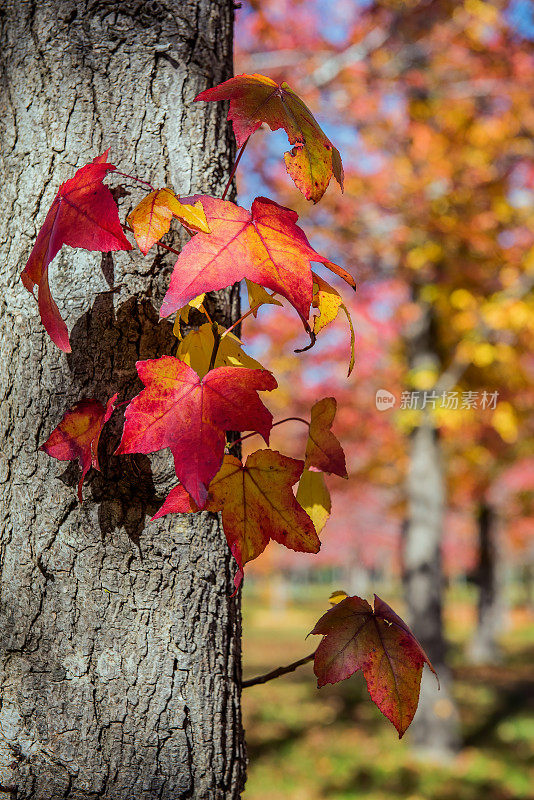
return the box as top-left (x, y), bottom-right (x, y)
top-left (401, 302), bottom-right (460, 758)
top-left (0, 2), bottom-right (246, 798)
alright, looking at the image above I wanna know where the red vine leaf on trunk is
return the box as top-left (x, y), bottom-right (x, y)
top-left (305, 397), bottom-right (348, 478)
top-left (40, 394), bottom-right (118, 501)
top-left (160, 195), bottom-right (352, 326)
top-left (152, 483), bottom-right (199, 517)
top-left (153, 449), bottom-right (320, 591)
top-left (311, 594), bottom-right (438, 737)
top-left (127, 188), bottom-right (210, 255)
top-left (92, 149), bottom-right (111, 164)
top-left (115, 357), bottom-right (277, 507)
top-left (21, 156), bottom-right (132, 352)
top-left (195, 73), bottom-right (344, 203)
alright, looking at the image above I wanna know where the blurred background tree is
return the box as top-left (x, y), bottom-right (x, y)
top-left (233, 0), bottom-right (534, 794)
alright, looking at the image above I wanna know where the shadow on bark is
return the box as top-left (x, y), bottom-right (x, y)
top-left (62, 280), bottom-right (177, 545)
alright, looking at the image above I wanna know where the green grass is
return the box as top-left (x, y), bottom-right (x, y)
top-left (241, 582), bottom-right (534, 800)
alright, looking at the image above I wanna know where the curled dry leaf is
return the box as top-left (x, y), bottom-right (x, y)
top-left (127, 188), bottom-right (210, 255)
top-left (305, 397), bottom-right (348, 478)
top-left (40, 394), bottom-right (118, 501)
top-left (312, 272), bottom-right (356, 376)
top-left (115, 357), bottom-right (277, 506)
top-left (196, 73), bottom-right (344, 203)
top-left (21, 156), bottom-right (132, 351)
top-left (311, 594), bottom-right (438, 737)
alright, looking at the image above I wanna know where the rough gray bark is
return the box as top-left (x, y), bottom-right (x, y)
top-left (468, 502), bottom-right (503, 664)
top-left (0, 2), bottom-right (246, 798)
top-left (401, 302), bottom-right (460, 759)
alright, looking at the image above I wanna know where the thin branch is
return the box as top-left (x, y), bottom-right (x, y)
top-left (220, 292), bottom-right (278, 339)
top-left (201, 303), bottom-right (214, 326)
top-left (208, 323), bottom-right (222, 372)
top-left (222, 137), bottom-right (250, 201)
top-left (122, 224), bottom-right (182, 257)
top-left (305, 27), bottom-right (390, 89)
top-left (115, 171), bottom-right (155, 190)
top-left (239, 49), bottom-right (314, 72)
top-left (153, 239), bottom-right (182, 257)
top-left (242, 651), bottom-right (316, 688)
top-left (220, 304), bottom-right (261, 338)
top-left (227, 417), bottom-right (310, 451)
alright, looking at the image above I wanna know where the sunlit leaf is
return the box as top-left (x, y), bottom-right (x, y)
top-left (296, 468), bottom-right (332, 533)
top-left (196, 73), bottom-right (344, 202)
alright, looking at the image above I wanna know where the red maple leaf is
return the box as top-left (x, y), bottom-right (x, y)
top-left (41, 394), bottom-right (118, 501)
top-left (21, 156), bottom-right (132, 351)
top-left (115, 357), bottom-right (277, 506)
top-left (311, 594), bottom-right (438, 737)
top-left (160, 195), bottom-right (352, 325)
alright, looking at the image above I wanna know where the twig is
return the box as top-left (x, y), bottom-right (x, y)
top-left (306, 27), bottom-right (390, 88)
top-left (122, 223), bottom-right (182, 257)
top-left (222, 137), bottom-right (250, 201)
top-left (242, 651), bottom-right (316, 688)
top-left (220, 292), bottom-right (278, 339)
top-left (115, 171), bottom-right (155, 190)
top-left (201, 303), bottom-right (214, 326)
top-left (208, 322), bottom-right (222, 371)
top-left (227, 417), bottom-right (309, 450)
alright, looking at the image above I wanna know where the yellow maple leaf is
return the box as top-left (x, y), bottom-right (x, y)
top-left (245, 279), bottom-right (283, 317)
top-left (127, 188), bottom-right (210, 255)
top-left (172, 294), bottom-right (207, 338)
top-left (296, 468), bottom-right (332, 534)
top-left (176, 322), bottom-right (264, 378)
top-left (312, 272), bottom-right (355, 375)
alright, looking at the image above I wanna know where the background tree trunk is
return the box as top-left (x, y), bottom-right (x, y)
top-left (0, 2), bottom-right (246, 798)
top-left (401, 301), bottom-right (460, 759)
top-left (468, 501), bottom-right (503, 664)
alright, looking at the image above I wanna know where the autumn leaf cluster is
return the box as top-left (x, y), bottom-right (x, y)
top-left (26, 73), bottom-right (435, 735)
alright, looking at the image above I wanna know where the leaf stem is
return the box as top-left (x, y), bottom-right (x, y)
top-left (208, 322), bottom-right (222, 372)
top-left (122, 224), bottom-right (182, 257)
top-left (228, 416), bottom-right (310, 450)
top-left (242, 651), bottom-right (316, 688)
top-left (201, 304), bottom-right (214, 325)
top-left (221, 136), bottom-right (250, 201)
top-left (115, 171), bottom-right (155, 190)
top-left (294, 316), bottom-right (317, 353)
top-left (220, 291), bottom-right (278, 339)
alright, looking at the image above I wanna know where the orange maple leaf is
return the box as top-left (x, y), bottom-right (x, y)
top-left (196, 73), bottom-right (344, 203)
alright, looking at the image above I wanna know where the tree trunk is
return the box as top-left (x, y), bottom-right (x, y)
top-left (468, 501), bottom-right (502, 664)
top-left (0, 2), bottom-right (246, 798)
top-left (401, 302), bottom-right (460, 759)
